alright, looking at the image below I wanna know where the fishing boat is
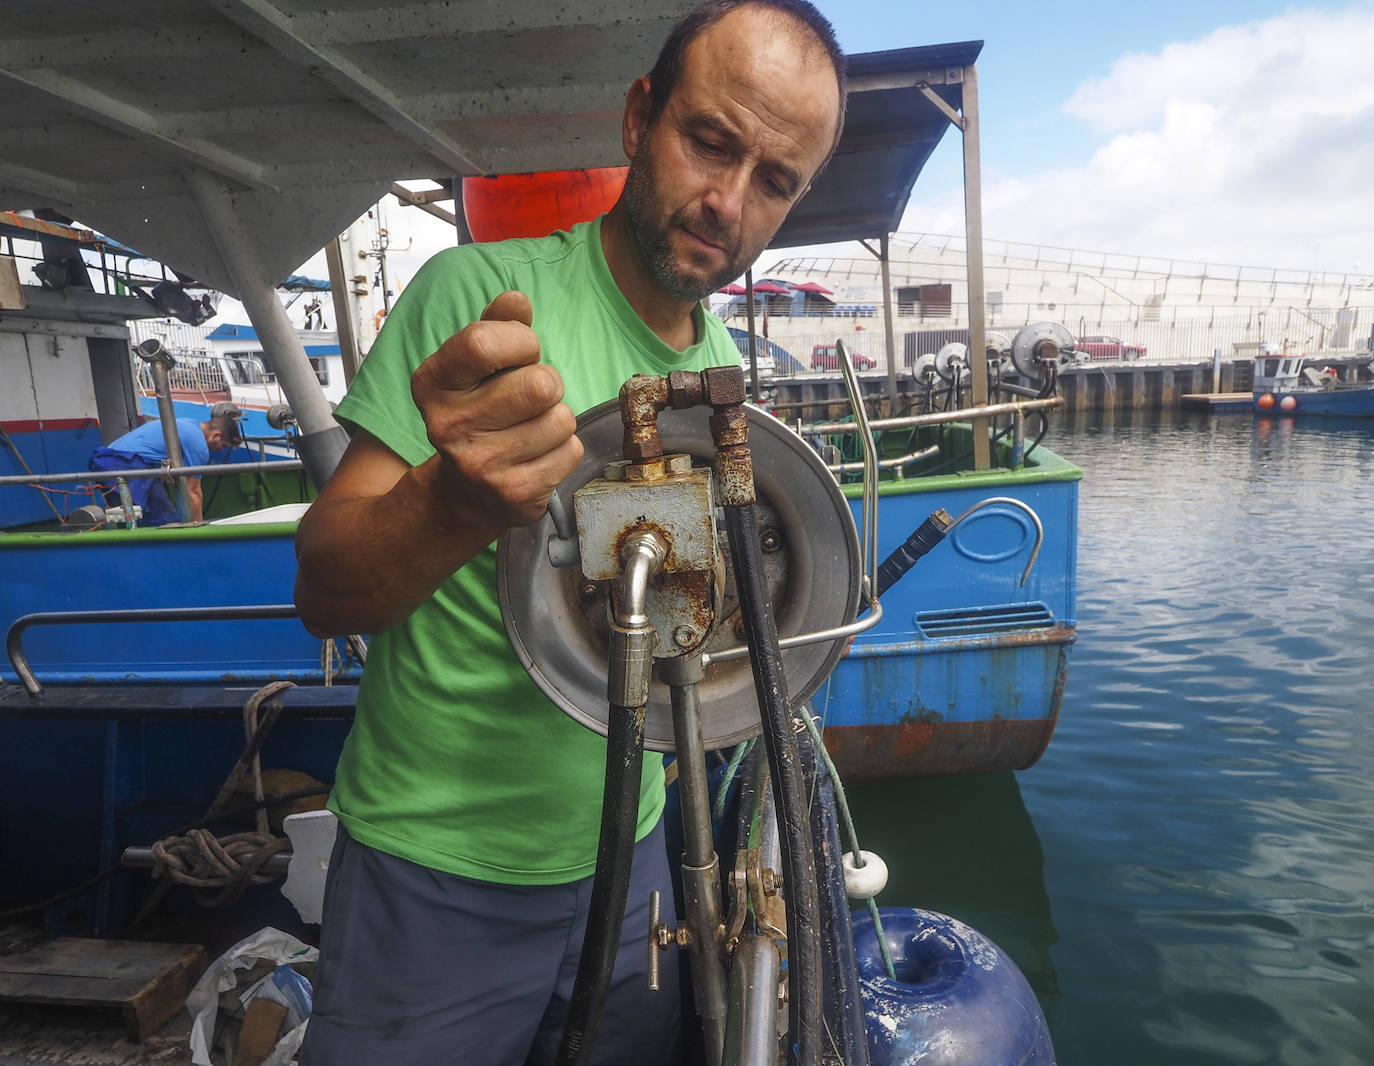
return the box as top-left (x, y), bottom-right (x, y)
top-left (1252, 350), bottom-right (1374, 416)
top-left (0, 8), bottom-right (1066, 1063)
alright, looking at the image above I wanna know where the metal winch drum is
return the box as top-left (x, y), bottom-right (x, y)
top-left (497, 398), bottom-right (862, 751)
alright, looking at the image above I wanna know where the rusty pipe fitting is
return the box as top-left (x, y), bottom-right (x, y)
top-left (619, 374), bottom-right (670, 462)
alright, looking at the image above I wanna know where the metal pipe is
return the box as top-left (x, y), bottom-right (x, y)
top-left (660, 656), bottom-right (728, 1066)
top-left (960, 63), bottom-right (991, 470)
top-left (722, 935), bottom-right (781, 1066)
top-left (183, 167), bottom-right (349, 489)
top-left (835, 339), bottom-right (879, 594)
top-left (825, 444), bottom-right (940, 475)
top-left (879, 233), bottom-right (899, 412)
top-left (0, 458), bottom-right (305, 488)
top-left (702, 585), bottom-right (882, 666)
top-left (138, 342), bottom-right (192, 522)
top-left (744, 270), bottom-right (763, 403)
top-left (7, 604), bottom-right (299, 697)
top-left (803, 395), bottom-right (1063, 436)
top-left (121, 846), bottom-right (292, 875)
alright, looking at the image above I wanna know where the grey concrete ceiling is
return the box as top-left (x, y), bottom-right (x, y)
top-left (0, 0), bottom-right (981, 294)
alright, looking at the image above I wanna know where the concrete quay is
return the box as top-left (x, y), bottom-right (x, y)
top-left (766, 354), bottom-right (1372, 417)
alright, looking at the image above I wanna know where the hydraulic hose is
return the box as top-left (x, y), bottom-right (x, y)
top-left (875, 508), bottom-right (953, 597)
top-left (556, 536), bottom-right (662, 1066)
top-left (724, 501), bottom-right (823, 1066)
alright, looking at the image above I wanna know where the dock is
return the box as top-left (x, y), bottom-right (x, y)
top-left (1180, 392), bottom-right (1253, 410)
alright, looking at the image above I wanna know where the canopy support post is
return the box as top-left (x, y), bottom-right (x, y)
top-left (960, 64), bottom-right (991, 470)
top-left (183, 167), bottom-right (349, 489)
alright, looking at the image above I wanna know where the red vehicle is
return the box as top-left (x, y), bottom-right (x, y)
top-left (1077, 334), bottom-right (1146, 361)
top-left (811, 344), bottom-right (876, 371)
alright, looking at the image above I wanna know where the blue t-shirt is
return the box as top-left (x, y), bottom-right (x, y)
top-left (104, 418), bottom-right (209, 468)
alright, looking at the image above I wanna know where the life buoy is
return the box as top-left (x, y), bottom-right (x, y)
top-left (852, 907), bottom-right (1055, 1066)
top-left (374, 310), bottom-right (386, 332)
top-left (461, 167), bottom-right (628, 242)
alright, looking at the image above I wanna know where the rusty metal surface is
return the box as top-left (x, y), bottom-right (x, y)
top-left (618, 374), bottom-right (670, 461)
top-left (498, 399), bottom-right (861, 751)
top-left (823, 714), bottom-right (1060, 782)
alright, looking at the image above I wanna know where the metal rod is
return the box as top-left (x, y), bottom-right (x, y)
top-left (744, 269), bottom-right (763, 402)
top-left (661, 656), bottom-right (728, 1066)
top-left (802, 396), bottom-right (1063, 436)
top-left (183, 167), bottom-right (348, 489)
top-left (121, 846), bottom-right (293, 874)
top-left (703, 579), bottom-right (883, 666)
top-left (960, 63), bottom-right (991, 470)
top-left (722, 935), bottom-right (782, 1066)
top-left (7, 604), bottom-right (299, 698)
top-left (835, 340), bottom-right (879, 592)
top-left (143, 351), bottom-right (193, 521)
top-left (879, 233), bottom-right (899, 411)
top-left (0, 459), bottom-right (304, 487)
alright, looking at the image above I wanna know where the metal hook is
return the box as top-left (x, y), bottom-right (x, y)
top-left (946, 496), bottom-right (1044, 586)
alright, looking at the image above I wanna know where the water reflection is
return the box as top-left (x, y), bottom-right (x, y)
top-left (844, 770), bottom-right (1060, 1000)
top-left (1020, 411), bottom-right (1374, 1065)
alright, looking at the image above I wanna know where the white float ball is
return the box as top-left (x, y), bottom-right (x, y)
top-left (842, 849), bottom-right (889, 899)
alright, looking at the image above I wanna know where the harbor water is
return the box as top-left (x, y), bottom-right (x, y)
top-left (835, 411), bottom-right (1374, 1065)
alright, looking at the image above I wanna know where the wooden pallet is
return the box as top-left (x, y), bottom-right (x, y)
top-left (0, 938), bottom-right (206, 1042)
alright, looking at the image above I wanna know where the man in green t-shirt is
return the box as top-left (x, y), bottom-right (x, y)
top-left (294, 2), bottom-right (847, 1062)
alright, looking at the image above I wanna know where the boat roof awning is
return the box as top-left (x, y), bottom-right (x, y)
top-left (768, 41), bottom-right (983, 250)
top-left (0, 2), bottom-right (981, 292)
top-left (0, 0), bottom-right (711, 295)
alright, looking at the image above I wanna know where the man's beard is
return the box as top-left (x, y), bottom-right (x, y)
top-left (622, 133), bottom-right (753, 302)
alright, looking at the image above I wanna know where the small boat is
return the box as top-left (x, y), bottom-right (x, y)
top-left (1253, 352), bottom-right (1374, 416)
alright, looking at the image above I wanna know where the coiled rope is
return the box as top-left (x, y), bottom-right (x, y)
top-left (138, 680), bottom-right (296, 922)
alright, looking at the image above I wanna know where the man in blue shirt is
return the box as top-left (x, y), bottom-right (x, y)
top-left (88, 405), bottom-right (242, 525)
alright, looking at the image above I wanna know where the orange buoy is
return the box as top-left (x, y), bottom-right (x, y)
top-left (1256, 393), bottom-right (1275, 410)
top-left (461, 167), bottom-right (628, 243)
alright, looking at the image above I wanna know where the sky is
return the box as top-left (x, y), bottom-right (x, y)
top-left (233, 0), bottom-right (1374, 326)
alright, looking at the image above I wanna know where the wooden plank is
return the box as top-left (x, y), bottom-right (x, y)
top-left (0, 939), bottom-right (207, 1043)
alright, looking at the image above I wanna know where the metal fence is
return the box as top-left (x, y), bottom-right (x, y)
top-left (720, 306), bottom-right (1373, 375)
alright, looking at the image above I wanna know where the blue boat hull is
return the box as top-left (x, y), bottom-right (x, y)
top-left (823, 439), bottom-right (1079, 781)
top-left (1253, 386), bottom-right (1374, 416)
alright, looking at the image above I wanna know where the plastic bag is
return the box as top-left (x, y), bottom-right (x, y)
top-left (185, 926), bottom-right (318, 1066)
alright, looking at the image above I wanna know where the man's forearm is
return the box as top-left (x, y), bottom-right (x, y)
top-left (294, 457), bottom-right (502, 637)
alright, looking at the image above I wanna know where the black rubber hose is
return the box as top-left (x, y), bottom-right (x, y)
top-left (798, 727), bottom-right (871, 1066)
top-left (724, 502), bottom-right (822, 1066)
top-left (875, 508), bottom-right (954, 598)
top-left (555, 702), bottom-right (647, 1066)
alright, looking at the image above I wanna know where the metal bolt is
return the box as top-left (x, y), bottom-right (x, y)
top-left (580, 582), bottom-right (600, 603)
top-left (759, 526), bottom-right (782, 553)
top-left (673, 625), bottom-right (698, 648)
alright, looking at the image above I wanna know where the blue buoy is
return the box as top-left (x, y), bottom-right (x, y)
top-left (852, 907), bottom-right (1055, 1066)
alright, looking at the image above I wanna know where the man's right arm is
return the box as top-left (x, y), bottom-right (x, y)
top-left (293, 291), bottom-right (583, 637)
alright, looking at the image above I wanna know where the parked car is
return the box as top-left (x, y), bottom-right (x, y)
top-left (1077, 334), bottom-right (1146, 361)
top-left (726, 328), bottom-right (804, 376)
top-left (811, 344), bottom-right (876, 371)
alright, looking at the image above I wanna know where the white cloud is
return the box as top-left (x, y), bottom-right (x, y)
top-left (901, 8), bottom-right (1374, 275)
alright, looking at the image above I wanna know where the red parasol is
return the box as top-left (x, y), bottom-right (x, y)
top-left (716, 283), bottom-right (747, 295)
top-left (791, 281), bottom-right (833, 294)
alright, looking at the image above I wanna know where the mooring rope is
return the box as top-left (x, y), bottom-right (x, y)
top-left (148, 828), bottom-right (292, 907)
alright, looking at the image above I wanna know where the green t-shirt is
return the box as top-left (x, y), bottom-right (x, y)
top-left (329, 216), bottom-right (740, 884)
